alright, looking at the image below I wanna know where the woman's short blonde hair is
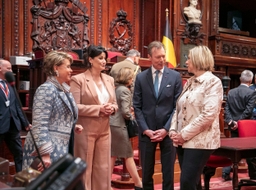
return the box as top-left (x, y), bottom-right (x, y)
top-left (189, 46), bottom-right (214, 71)
top-left (115, 67), bottom-right (134, 85)
top-left (43, 51), bottom-right (73, 76)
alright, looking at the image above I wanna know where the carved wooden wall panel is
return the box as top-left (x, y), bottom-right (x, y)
top-left (106, 0), bottom-right (139, 54)
top-left (209, 33), bottom-right (256, 67)
top-left (140, 0), bottom-right (171, 58)
top-left (29, 0), bottom-right (89, 53)
top-left (0, 0), bottom-right (141, 59)
top-left (0, 0), bottom-right (34, 59)
top-left (0, 2), bottom-right (2, 57)
top-left (209, 0), bottom-right (219, 36)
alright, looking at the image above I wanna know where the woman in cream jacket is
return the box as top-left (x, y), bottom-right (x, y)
top-left (169, 46), bottom-right (223, 190)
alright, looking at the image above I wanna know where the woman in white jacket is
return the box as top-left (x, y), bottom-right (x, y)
top-left (169, 46), bottom-right (223, 190)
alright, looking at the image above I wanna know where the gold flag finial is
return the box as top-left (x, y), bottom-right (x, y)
top-left (165, 8), bottom-right (169, 18)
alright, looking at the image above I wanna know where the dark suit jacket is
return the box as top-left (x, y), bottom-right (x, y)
top-left (133, 66), bottom-right (182, 142)
top-left (225, 84), bottom-right (256, 123)
top-left (0, 82), bottom-right (29, 134)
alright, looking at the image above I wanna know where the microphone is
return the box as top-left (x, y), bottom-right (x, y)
top-left (5, 71), bottom-right (46, 170)
top-left (5, 71), bottom-right (16, 86)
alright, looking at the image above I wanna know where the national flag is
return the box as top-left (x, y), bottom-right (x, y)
top-left (162, 9), bottom-right (177, 68)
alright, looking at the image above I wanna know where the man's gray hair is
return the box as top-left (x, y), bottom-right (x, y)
top-left (126, 49), bottom-right (140, 57)
top-left (240, 70), bottom-right (253, 83)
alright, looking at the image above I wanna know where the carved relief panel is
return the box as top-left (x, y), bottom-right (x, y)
top-left (109, 9), bottom-right (133, 54)
top-left (30, 0), bottom-right (89, 53)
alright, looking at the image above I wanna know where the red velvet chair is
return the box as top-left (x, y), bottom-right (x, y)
top-left (238, 120), bottom-right (256, 137)
top-left (107, 51), bottom-right (123, 60)
top-left (199, 155), bottom-right (232, 190)
top-left (237, 120), bottom-right (256, 189)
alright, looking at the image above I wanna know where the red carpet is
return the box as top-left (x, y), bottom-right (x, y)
top-left (112, 172), bottom-right (256, 190)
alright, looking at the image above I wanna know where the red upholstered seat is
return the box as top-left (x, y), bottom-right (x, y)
top-left (237, 120), bottom-right (256, 189)
top-left (206, 155), bottom-right (232, 167)
top-left (238, 120), bottom-right (256, 137)
top-left (200, 154), bottom-right (232, 190)
top-left (107, 51), bottom-right (123, 60)
top-left (67, 51), bottom-right (80, 60)
top-left (34, 48), bottom-right (45, 59)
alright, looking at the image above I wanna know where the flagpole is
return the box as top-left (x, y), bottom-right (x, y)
top-left (165, 8), bottom-right (169, 18)
top-left (162, 8), bottom-right (177, 68)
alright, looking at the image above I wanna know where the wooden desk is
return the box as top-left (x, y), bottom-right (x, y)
top-left (213, 137), bottom-right (256, 190)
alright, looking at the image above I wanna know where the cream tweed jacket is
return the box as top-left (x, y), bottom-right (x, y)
top-left (170, 71), bottom-right (223, 149)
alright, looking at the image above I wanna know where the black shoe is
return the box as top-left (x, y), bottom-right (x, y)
top-left (134, 186), bottom-right (143, 190)
top-left (222, 173), bottom-right (232, 181)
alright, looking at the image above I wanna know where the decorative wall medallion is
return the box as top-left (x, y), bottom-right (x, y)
top-left (109, 9), bottom-right (133, 54)
top-left (233, 46), bottom-right (239, 54)
top-left (251, 48), bottom-right (256, 56)
top-left (242, 47), bottom-right (248, 55)
top-left (223, 44), bottom-right (230, 53)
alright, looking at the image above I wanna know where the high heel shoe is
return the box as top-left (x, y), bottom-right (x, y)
top-left (134, 186), bottom-right (143, 190)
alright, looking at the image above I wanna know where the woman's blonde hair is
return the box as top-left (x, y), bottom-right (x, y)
top-left (189, 45), bottom-right (214, 71)
top-left (115, 67), bottom-right (134, 85)
top-left (43, 51), bottom-right (73, 76)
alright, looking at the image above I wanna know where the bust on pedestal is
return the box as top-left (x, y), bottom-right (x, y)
top-left (183, 0), bottom-right (202, 24)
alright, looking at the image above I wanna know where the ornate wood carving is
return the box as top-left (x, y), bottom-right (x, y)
top-left (24, 0), bottom-right (29, 54)
top-left (2, 0), bottom-right (6, 58)
top-left (109, 9), bottom-right (133, 54)
top-left (181, 23), bottom-right (205, 44)
top-left (210, 0), bottom-right (219, 35)
top-left (14, 0), bottom-right (19, 55)
top-left (132, 0), bottom-right (136, 49)
top-left (221, 42), bottom-right (256, 59)
top-left (30, 0), bottom-right (89, 53)
top-left (90, 0), bottom-right (94, 44)
top-left (97, 0), bottom-right (102, 45)
top-left (209, 33), bottom-right (256, 68)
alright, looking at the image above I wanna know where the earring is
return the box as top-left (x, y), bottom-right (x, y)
top-left (55, 70), bottom-right (59, 77)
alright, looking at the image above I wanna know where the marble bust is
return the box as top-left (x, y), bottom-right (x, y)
top-left (184, 0), bottom-right (202, 24)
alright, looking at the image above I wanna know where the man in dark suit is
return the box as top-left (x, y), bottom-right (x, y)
top-left (133, 41), bottom-right (182, 190)
top-left (223, 69), bottom-right (256, 180)
top-left (0, 59), bottom-right (31, 172)
top-left (110, 49), bottom-right (141, 93)
top-left (249, 74), bottom-right (256, 119)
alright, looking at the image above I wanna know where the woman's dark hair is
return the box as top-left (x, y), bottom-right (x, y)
top-left (83, 45), bottom-right (108, 68)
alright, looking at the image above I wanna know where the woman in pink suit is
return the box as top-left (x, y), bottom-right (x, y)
top-left (70, 45), bottom-right (118, 190)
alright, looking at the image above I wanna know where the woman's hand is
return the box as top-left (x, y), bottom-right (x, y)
top-left (74, 124), bottom-right (83, 134)
top-left (169, 130), bottom-right (177, 138)
top-left (100, 103), bottom-right (115, 115)
top-left (37, 154), bottom-right (51, 172)
top-left (25, 124), bottom-right (32, 131)
top-left (171, 133), bottom-right (186, 146)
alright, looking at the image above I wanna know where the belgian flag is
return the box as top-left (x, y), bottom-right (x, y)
top-left (162, 9), bottom-right (176, 68)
